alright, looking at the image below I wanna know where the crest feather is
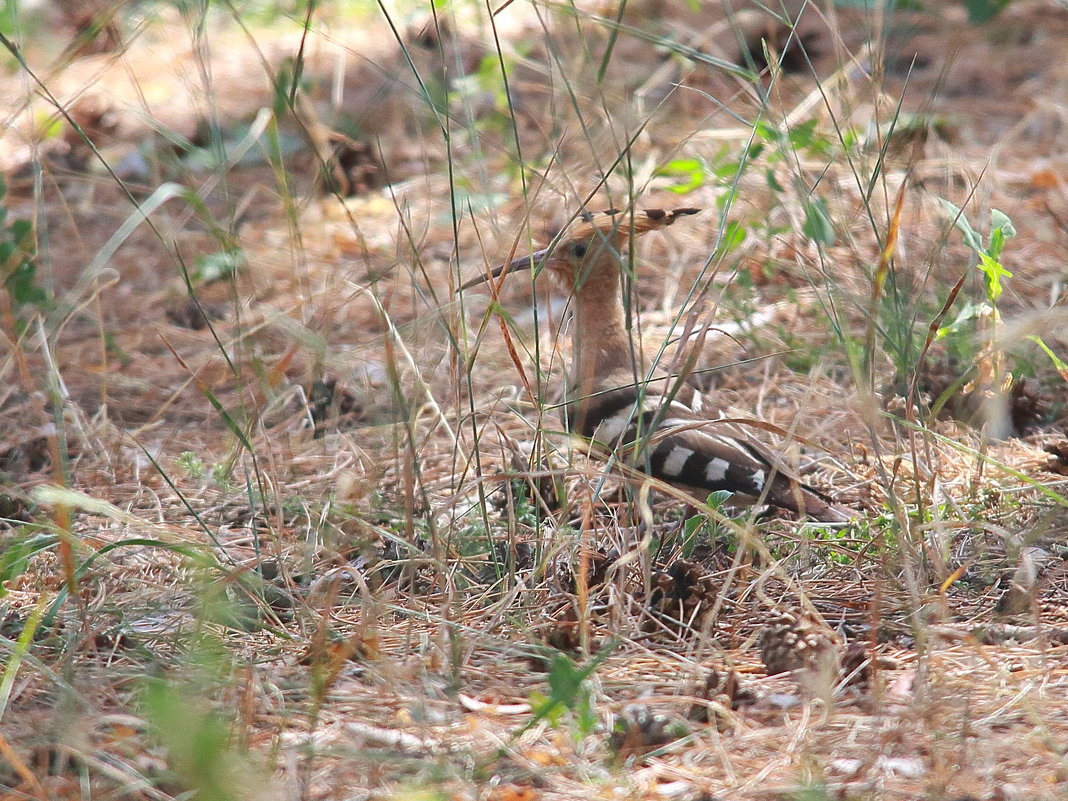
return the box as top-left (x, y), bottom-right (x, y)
top-left (565, 207), bottom-right (700, 241)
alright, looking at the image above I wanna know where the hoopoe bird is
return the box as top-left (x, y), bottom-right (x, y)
top-left (463, 207), bottom-right (855, 523)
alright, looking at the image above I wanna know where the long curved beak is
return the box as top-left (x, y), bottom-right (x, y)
top-left (461, 247), bottom-right (550, 291)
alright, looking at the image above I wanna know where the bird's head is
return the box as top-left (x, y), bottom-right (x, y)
top-left (462, 207), bottom-right (700, 295)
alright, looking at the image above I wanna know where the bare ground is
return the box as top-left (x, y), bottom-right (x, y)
top-left (1, 1), bottom-right (1068, 800)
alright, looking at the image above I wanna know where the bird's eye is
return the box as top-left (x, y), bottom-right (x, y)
top-left (571, 242), bottom-right (587, 258)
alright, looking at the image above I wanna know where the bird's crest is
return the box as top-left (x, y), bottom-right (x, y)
top-left (461, 207), bottom-right (700, 290)
top-left (566, 207), bottom-right (701, 242)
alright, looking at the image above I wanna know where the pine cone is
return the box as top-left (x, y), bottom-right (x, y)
top-left (1043, 441), bottom-right (1068, 476)
top-left (1009, 378), bottom-right (1048, 434)
top-left (647, 560), bottom-right (721, 633)
top-left (553, 546), bottom-right (618, 595)
top-left (688, 668), bottom-right (756, 723)
top-left (995, 546), bottom-right (1054, 616)
top-left (758, 607), bottom-right (841, 693)
top-left (610, 705), bottom-right (685, 761)
top-left (839, 641), bottom-right (871, 690)
top-left (540, 602), bottom-right (581, 655)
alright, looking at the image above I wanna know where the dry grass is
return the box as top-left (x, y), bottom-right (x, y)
top-left (2, 1), bottom-right (1068, 800)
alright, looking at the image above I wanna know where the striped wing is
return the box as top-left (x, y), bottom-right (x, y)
top-left (570, 377), bottom-right (850, 522)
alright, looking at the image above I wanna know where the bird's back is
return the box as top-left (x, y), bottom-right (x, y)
top-left (565, 368), bottom-right (852, 522)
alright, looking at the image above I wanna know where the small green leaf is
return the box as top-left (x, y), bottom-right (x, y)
top-left (528, 689), bottom-right (564, 726)
top-left (655, 158), bottom-right (706, 194)
top-left (989, 227), bottom-right (1005, 260)
top-left (988, 209), bottom-right (1016, 260)
top-left (9, 219), bottom-right (32, 242)
top-left (1026, 336), bottom-right (1068, 374)
top-left (939, 199), bottom-right (984, 253)
top-left (802, 197), bottom-right (835, 246)
top-left (193, 249), bottom-right (244, 284)
top-left (0, 535), bottom-right (55, 597)
top-left (991, 208), bottom-right (1015, 236)
top-left (754, 120), bottom-right (778, 143)
top-left (935, 300), bottom-right (984, 340)
top-left (841, 127), bottom-right (861, 150)
top-left (712, 161), bottom-right (738, 181)
top-left (705, 490), bottom-right (733, 508)
top-left (977, 252), bottom-right (1012, 302)
top-left (4, 262), bottom-right (48, 307)
top-left (681, 515), bottom-right (703, 558)
top-left (547, 653), bottom-right (584, 701)
top-left (30, 109), bottom-right (65, 141)
top-left (720, 222), bottom-right (746, 253)
top-left (787, 119), bottom-right (815, 147)
top-left (963, 0), bottom-right (1012, 24)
